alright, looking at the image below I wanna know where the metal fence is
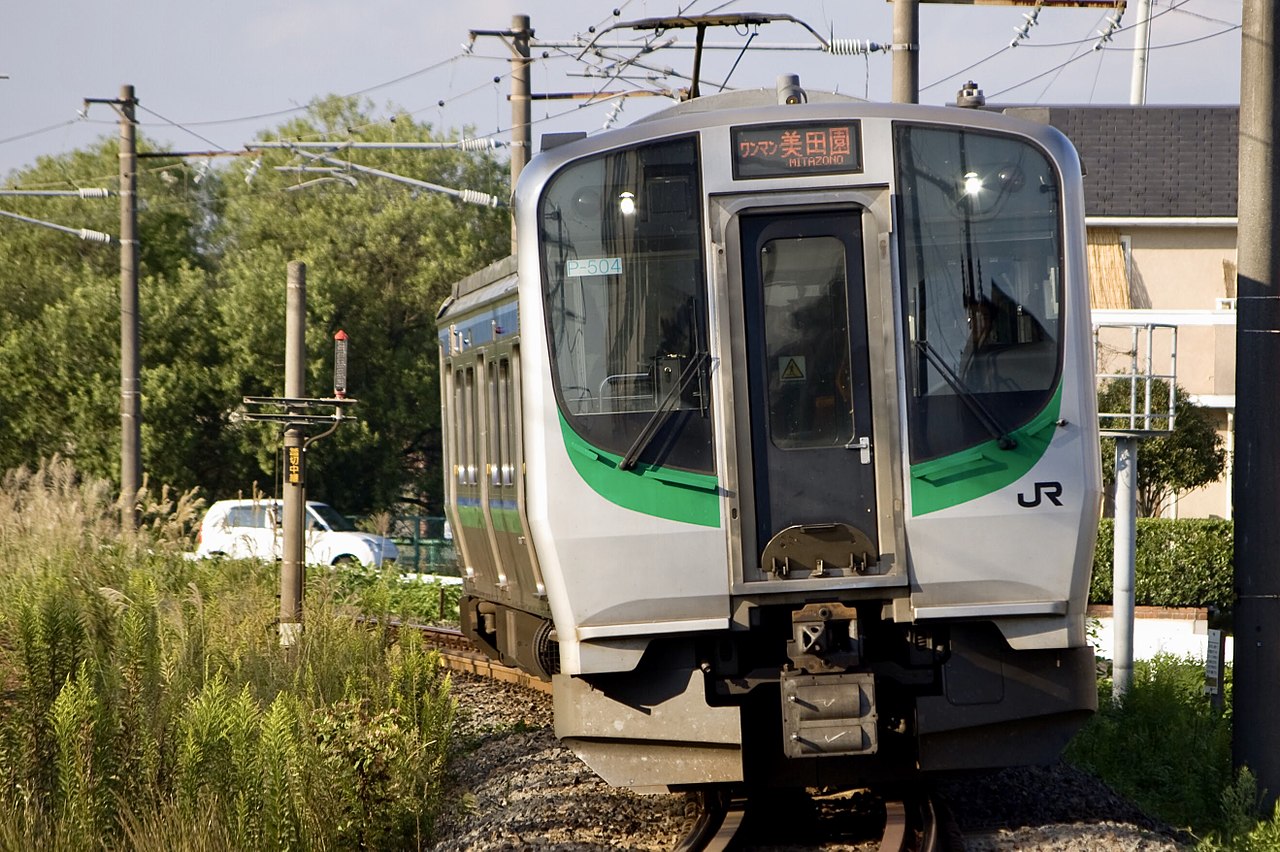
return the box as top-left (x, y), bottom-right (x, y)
top-left (385, 514), bottom-right (459, 575)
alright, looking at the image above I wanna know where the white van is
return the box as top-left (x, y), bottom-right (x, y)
top-left (194, 499), bottom-right (398, 567)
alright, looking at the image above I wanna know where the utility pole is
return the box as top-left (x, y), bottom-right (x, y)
top-left (892, 0), bottom-right (919, 103)
top-left (511, 14), bottom-right (533, 191)
top-left (85, 85), bottom-right (140, 528)
top-left (1111, 436), bottom-right (1138, 696)
top-left (470, 14), bottom-right (533, 250)
top-left (119, 85), bottom-right (140, 527)
top-left (237, 262), bottom-right (358, 647)
top-left (1129, 0), bottom-right (1153, 104)
top-left (1233, 0), bottom-right (1280, 811)
top-left (281, 261), bottom-right (307, 647)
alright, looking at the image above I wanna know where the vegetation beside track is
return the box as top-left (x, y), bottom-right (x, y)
top-left (1068, 655), bottom-right (1280, 849)
top-left (5, 457), bottom-right (1279, 850)
top-left (0, 458), bottom-right (457, 850)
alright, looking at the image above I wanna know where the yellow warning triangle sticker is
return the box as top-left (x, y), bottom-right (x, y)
top-left (781, 358), bottom-right (805, 380)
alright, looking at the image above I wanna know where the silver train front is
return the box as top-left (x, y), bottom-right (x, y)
top-left (439, 89), bottom-right (1101, 791)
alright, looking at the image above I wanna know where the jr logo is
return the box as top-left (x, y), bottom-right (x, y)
top-left (1018, 481), bottom-right (1064, 508)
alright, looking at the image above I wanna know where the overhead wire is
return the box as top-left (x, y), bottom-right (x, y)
top-left (991, 22), bottom-right (1240, 100)
top-left (0, 119), bottom-right (82, 148)
top-left (137, 104), bottom-right (230, 154)
top-left (923, 0), bottom-right (1236, 99)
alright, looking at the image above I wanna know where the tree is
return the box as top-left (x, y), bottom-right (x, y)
top-left (0, 96), bottom-right (509, 516)
top-left (208, 96), bottom-right (509, 513)
top-left (1098, 380), bottom-right (1228, 517)
top-left (0, 138), bottom-right (222, 489)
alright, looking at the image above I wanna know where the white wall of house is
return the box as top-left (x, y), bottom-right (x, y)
top-left (1089, 220), bottom-right (1237, 520)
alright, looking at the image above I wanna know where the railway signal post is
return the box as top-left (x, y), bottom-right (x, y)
top-left (237, 261), bottom-right (358, 647)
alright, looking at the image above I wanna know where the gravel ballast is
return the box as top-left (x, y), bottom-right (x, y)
top-left (430, 675), bottom-right (1188, 851)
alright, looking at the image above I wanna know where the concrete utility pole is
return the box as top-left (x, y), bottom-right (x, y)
top-left (85, 85), bottom-right (141, 528)
top-left (237, 263), bottom-right (358, 647)
top-left (1233, 0), bottom-right (1280, 812)
top-left (119, 85), bottom-right (140, 526)
top-left (892, 0), bottom-right (920, 103)
top-left (469, 14), bottom-right (533, 250)
top-left (1129, 0), bottom-right (1153, 104)
top-left (511, 14), bottom-right (533, 190)
top-left (1111, 437), bottom-right (1138, 697)
top-left (280, 261), bottom-right (307, 647)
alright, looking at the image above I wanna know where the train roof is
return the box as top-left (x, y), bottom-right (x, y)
top-left (436, 254), bottom-right (516, 322)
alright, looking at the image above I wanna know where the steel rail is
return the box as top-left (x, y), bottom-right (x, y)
top-left (360, 619), bottom-right (554, 694)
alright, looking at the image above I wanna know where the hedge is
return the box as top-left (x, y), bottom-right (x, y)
top-left (1090, 518), bottom-right (1234, 608)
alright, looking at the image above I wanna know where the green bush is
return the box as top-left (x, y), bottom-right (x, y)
top-left (1091, 518), bottom-right (1234, 608)
top-left (0, 459), bottom-right (456, 850)
top-left (1069, 655), bottom-right (1233, 832)
top-left (331, 563), bottom-right (463, 625)
top-left (1067, 656), bottom-right (1280, 848)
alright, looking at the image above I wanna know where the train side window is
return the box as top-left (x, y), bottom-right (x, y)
top-left (453, 368), bottom-right (466, 485)
top-left (498, 357), bottom-right (514, 487)
top-left (462, 365), bottom-right (478, 485)
top-left (487, 360), bottom-right (501, 487)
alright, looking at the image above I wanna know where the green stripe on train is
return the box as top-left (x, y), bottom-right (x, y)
top-left (558, 412), bottom-right (721, 528)
top-left (910, 383), bottom-right (1063, 516)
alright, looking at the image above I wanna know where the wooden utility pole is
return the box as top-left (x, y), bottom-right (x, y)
top-left (1233, 0), bottom-right (1280, 811)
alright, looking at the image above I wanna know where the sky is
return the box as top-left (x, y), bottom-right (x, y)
top-left (0, 0), bottom-right (1244, 181)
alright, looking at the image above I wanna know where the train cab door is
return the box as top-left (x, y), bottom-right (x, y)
top-left (739, 209), bottom-right (879, 578)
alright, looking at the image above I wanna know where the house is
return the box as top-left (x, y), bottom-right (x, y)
top-left (1004, 105), bottom-right (1239, 519)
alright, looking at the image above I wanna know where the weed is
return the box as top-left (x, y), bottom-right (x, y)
top-left (0, 459), bottom-right (456, 849)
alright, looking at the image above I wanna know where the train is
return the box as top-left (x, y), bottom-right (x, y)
top-left (438, 73), bottom-right (1101, 793)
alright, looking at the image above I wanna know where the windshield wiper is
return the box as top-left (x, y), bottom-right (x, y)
top-left (915, 340), bottom-right (1018, 450)
top-left (619, 352), bottom-right (710, 471)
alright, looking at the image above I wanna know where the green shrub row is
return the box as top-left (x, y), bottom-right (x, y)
top-left (1090, 518), bottom-right (1234, 608)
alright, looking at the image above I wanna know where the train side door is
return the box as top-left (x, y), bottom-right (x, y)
top-left (739, 210), bottom-right (878, 575)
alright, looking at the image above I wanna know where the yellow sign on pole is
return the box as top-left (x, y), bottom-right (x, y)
top-left (286, 446), bottom-right (304, 486)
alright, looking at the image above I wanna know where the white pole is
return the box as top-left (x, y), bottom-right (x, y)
top-left (1129, 0), bottom-right (1153, 105)
top-left (1112, 436), bottom-right (1138, 699)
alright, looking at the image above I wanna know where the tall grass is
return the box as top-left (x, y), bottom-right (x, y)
top-left (0, 458), bottom-right (455, 850)
top-left (1067, 654), bottom-right (1280, 848)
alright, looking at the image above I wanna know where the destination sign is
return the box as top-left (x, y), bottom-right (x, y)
top-left (731, 121), bottom-right (862, 180)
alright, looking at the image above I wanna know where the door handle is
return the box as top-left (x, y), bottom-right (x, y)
top-left (845, 436), bottom-right (872, 465)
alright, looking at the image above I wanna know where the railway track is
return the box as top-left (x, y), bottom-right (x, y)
top-left (401, 620), bottom-right (953, 851)
top-left (409, 622), bottom-right (553, 694)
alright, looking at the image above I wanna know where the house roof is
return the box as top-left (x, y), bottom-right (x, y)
top-left (999, 106), bottom-right (1239, 219)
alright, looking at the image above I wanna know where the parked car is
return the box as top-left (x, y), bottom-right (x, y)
top-left (195, 499), bottom-right (398, 567)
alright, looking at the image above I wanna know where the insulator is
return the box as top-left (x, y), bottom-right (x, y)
top-left (458, 189), bottom-right (502, 208)
top-left (79, 229), bottom-right (112, 243)
top-left (77, 187), bottom-right (110, 198)
top-left (826, 38), bottom-right (878, 56)
top-left (459, 137), bottom-right (502, 151)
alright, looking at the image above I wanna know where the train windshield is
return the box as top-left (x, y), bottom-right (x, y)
top-left (895, 124), bottom-right (1064, 463)
top-left (538, 135), bottom-right (713, 473)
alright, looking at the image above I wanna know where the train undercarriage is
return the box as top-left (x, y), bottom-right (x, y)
top-left (462, 594), bottom-right (1097, 792)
